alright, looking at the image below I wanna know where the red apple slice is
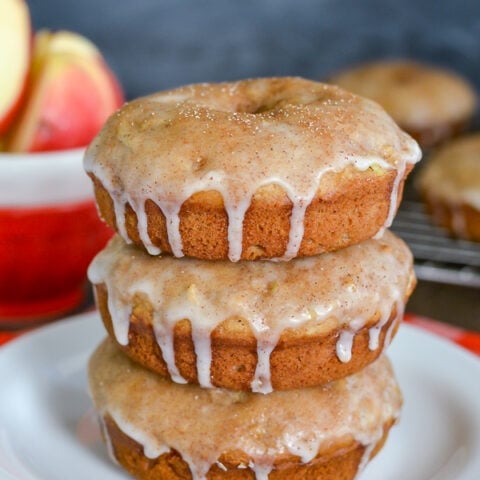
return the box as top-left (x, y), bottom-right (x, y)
top-left (7, 30), bottom-right (123, 152)
top-left (0, 0), bottom-right (31, 135)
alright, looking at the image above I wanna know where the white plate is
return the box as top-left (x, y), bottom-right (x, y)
top-left (0, 312), bottom-right (479, 480)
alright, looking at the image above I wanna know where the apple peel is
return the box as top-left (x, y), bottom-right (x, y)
top-left (0, 0), bottom-right (31, 135)
top-left (6, 30), bottom-right (123, 152)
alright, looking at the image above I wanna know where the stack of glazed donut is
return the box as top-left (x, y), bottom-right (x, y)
top-left (85, 77), bottom-right (421, 480)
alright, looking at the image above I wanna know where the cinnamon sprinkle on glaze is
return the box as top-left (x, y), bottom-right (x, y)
top-left (88, 230), bottom-right (415, 394)
top-left (84, 77), bottom-right (421, 261)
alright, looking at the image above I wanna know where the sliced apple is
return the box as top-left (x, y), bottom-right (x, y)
top-left (7, 30), bottom-right (124, 152)
top-left (0, 0), bottom-right (31, 135)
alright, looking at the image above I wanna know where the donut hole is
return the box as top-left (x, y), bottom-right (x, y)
top-left (251, 102), bottom-right (282, 114)
top-left (248, 95), bottom-right (321, 114)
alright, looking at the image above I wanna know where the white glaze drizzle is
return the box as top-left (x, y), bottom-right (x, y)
top-left (337, 291), bottom-right (406, 363)
top-left (84, 79), bottom-right (421, 262)
top-left (248, 462), bottom-right (273, 480)
top-left (373, 155), bottom-right (407, 239)
top-left (90, 345), bottom-right (403, 480)
top-left (283, 428), bottom-right (324, 464)
top-left (368, 325), bottom-right (382, 351)
top-left (88, 231), bottom-right (414, 393)
top-left (163, 201), bottom-right (184, 258)
top-left (191, 329), bottom-right (214, 389)
top-left (383, 316), bottom-right (400, 353)
top-left (226, 197), bottom-right (252, 262)
top-left (163, 282), bottom-right (221, 389)
top-left (336, 330), bottom-right (355, 363)
top-left (101, 403), bottom-right (389, 480)
top-left (106, 294), bottom-right (131, 346)
top-left (98, 415), bottom-right (118, 465)
top-left (108, 407), bottom-right (170, 460)
top-left (181, 451), bottom-right (211, 480)
top-left (251, 341), bottom-right (277, 394)
top-left (284, 196), bottom-right (309, 260)
top-left (112, 197), bottom-right (131, 244)
top-left (356, 442), bottom-right (376, 478)
top-left (382, 300), bottom-right (406, 355)
top-left (93, 156), bottom-right (408, 262)
top-left (88, 240), bottom-right (132, 346)
top-left (354, 428), bottom-right (385, 479)
top-left (152, 311), bottom-right (187, 384)
top-left (135, 201), bottom-right (161, 255)
top-left (367, 296), bottom-right (404, 352)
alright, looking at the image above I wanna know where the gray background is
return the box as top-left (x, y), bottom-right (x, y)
top-left (27, 0), bottom-right (480, 328)
top-left (28, 0), bottom-right (480, 99)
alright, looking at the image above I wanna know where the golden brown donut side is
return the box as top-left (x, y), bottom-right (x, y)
top-left (101, 414), bottom-right (394, 480)
top-left (90, 164), bottom-right (413, 260)
top-left (95, 283), bottom-right (412, 390)
top-left (416, 133), bottom-right (480, 240)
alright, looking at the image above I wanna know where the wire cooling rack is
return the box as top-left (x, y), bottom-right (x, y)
top-left (391, 198), bottom-right (480, 288)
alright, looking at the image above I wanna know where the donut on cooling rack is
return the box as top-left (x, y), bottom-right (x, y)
top-left (330, 60), bottom-right (477, 149)
top-left (417, 133), bottom-right (480, 241)
top-left (84, 77), bottom-right (420, 261)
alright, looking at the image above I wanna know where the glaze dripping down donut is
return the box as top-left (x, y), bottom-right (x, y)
top-left (88, 230), bottom-right (416, 393)
top-left (89, 342), bottom-right (403, 480)
top-left (84, 77), bottom-right (421, 261)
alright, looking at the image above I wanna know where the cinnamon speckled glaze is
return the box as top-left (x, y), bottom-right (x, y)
top-left (88, 230), bottom-right (415, 393)
top-left (89, 340), bottom-right (402, 480)
top-left (84, 77), bottom-right (420, 261)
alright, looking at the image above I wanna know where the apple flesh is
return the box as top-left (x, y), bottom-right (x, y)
top-left (7, 30), bottom-right (123, 152)
top-left (0, 0), bottom-right (31, 135)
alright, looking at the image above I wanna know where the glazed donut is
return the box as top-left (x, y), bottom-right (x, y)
top-left (417, 133), bottom-right (480, 241)
top-left (84, 77), bottom-right (420, 261)
top-left (330, 60), bottom-right (477, 148)
top-left (89, 340), bottom-right (402, 480)
top-left (88, 230), bottom-right (415, 392)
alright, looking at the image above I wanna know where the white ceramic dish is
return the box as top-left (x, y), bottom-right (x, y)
top-left (0, 312), bottom-right (478, 480)
top-left (0, 148), bottom-right (90, 207)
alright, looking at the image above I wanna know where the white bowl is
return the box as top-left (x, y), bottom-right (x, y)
top-left (0, 147), bottom-right (93, 207)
